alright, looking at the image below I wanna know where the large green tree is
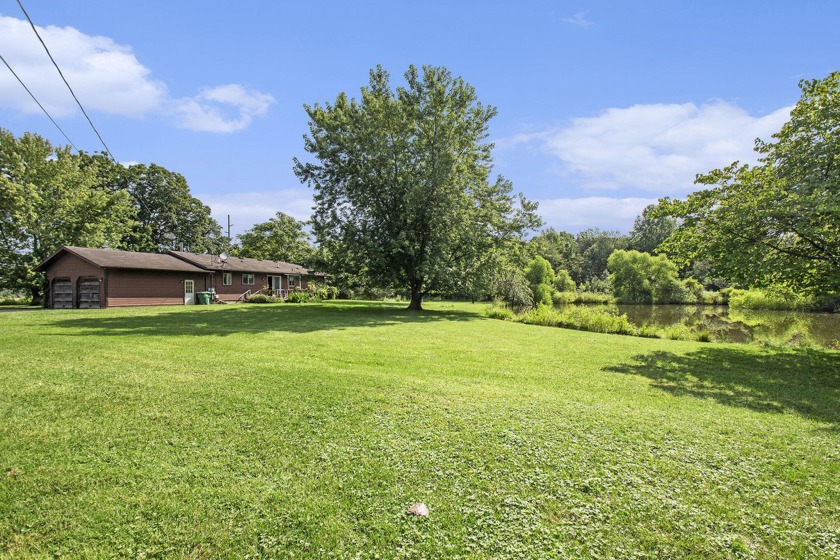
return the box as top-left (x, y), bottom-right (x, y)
top-left (294, 65), bottom-right (540, 310)
top-left (628, 203), bottom-right (678, 255)
top-left (236, 212), bottom-right (313, 264)
top-left (659, 72), bottom-right (840, 295)
top-left (87, 157), bottom-right (225, 254)
top-left (0, 131), bottom-right (134, 303)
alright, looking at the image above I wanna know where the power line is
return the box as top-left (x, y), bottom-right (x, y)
top-left (0, 52), bottom-right (79, 151)
top-left (16, 0), bottom-right (117, 162)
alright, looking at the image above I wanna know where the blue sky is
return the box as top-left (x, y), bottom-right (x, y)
top-left (1, 1), bottom-right (838, 238)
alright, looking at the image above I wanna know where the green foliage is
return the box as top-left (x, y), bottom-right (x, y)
top-left (244, 294), bottom-right (281, 304)
top-left (628, 203), bottom-right (679, 255)
top-left (313, 285), bottom-right (339, 300)
top-left (286, 290), bottom-right (311, 303)
top-left (681, 278), bottom-right (705, 304)
top-left (657, 72), bottom-right (840, 296)
top-left (554, 269), bottom-right (576, 292)
top-left (294, 65), bottom-right (541, 310)
top-left (576, 228), bottom-right (629, 284)
top-left (236, 212), bottom-right (313, 265)
top-left (524, 256), bottom-right (556, 306)
top-left (92, 158), bottom-right (226, 254)
top-left (527, 228), bottom-right (579, 274)
top-left (727, 289), bottom-right (809, 311)
top-left (607, 250), bottom-right (685, 304)
top-left (0, 130), bottom-right (135, 302)
top-left (517, 304), bottom-right (636, 335)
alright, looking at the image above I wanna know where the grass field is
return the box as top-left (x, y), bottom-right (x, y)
top-left (1, 301), bottom-right (838, 558)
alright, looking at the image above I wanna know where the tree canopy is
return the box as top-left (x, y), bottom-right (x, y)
top-left (294, 65), bottom-right (540, 310)
top-left (108, 161), bottom-right (225, 254)
top-left (0, 131), bottom-right (134, 302)
top-left (658, 72), bottom-right (840, 295)
top-left (236, 212), bottom-right (313, 265)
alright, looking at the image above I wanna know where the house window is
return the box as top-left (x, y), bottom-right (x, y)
top-left (242, 273), bottom-right (255, 285)
top-left (289, 275), bottom-right (299, 288)
top-left (222, 272), bottom-right (232, 286)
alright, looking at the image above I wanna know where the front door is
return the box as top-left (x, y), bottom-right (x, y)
top-left (184, 279), bottom-right (195, 305)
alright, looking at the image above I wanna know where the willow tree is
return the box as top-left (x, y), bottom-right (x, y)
top-left (294, 65), bottom-right (539, 310)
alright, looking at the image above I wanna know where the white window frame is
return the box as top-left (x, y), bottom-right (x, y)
top-left (222, 272), bottom-right (232, 286)
top-left (242, 273), bottom-right (255, 285)
top-left (289, 275), bottom-right (299, 288)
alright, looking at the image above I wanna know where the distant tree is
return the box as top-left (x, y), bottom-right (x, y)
top-left (0, 131), bottom-right (134, 303)
top-left (237, 212), bottom-right (313, 264)
top-left (658, 72), bottom-right (840, 295)
top-left (628, 203), bottom-right (678, 255)
top-left (294, 65), bottom-right (540, 310)
top-left (554, 269), bottom-right (576, 292)
top-left (576, 228), bottom-right (629, 284)
top-left (528, 228), bottom-right (580, 274)
top-left (524, 256), bottom-right (556, 306)
top-left (608, 250), bottom-right (684, 304)
top-left (103, 160), bottom-right (225, 254)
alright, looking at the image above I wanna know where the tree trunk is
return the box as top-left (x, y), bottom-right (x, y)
top-left (407, 280), bottom-right (423, 311)
top-left (31, 285), bottom-right (44, 307)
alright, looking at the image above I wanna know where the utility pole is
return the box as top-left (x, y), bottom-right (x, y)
top-left (226, 215), bottom-right (233, 245)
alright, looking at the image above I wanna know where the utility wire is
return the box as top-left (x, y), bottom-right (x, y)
top-left (16, 0), bottom-right (117, 162)
top-left (0, 51), bottom-right (79, 151)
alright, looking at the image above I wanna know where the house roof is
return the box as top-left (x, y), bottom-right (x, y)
top-left (37, 246), bottom-right (325, 276)
top-left (36, 246), bottom-right (206, 273)
top-left (170, 251), bottom-right (317, 275)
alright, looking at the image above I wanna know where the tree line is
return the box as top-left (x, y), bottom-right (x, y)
top-left (2, 67), bottom-right (837, 309)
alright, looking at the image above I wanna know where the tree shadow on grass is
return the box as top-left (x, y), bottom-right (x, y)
top-left (48, 301), bottom-right (475, 338)
top-left (605, 346), bottom-right (840, 428)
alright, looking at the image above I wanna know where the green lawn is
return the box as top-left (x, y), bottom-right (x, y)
top-left (1, 301), bottom-right (837, 559)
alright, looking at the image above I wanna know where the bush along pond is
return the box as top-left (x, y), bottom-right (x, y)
top-left (487, 303), bottom-right (840, 350)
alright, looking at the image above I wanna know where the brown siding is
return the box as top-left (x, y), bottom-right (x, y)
top-left (211, 271), bottom-right (264, 301)
top-left (47, 252), bottom-right (102, 280)
top-left (43, 253), bottom-right (104, 308)
top-left (107, 270), bottom-right (209, 307)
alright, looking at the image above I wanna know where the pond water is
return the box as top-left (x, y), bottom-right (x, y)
top-left (561, 304), bottom-right (840, 349)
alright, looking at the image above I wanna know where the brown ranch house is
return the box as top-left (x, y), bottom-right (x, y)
top-left (36, 246), bottom-right (323, 309)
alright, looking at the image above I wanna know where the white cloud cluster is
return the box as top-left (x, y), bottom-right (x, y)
top-left (0, 15), bottom-right (274, 132)
top-left (535, 101), bottom-right (791, 194)
top-left (171, 84), bottom-right (275, 133)
top-left (537, 196), bottom-right (657, 234)
top-left (499, 100), bottom-right (792, 232)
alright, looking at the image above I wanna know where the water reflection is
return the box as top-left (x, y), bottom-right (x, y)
top-left (558, 304), bottom-right (840, 349)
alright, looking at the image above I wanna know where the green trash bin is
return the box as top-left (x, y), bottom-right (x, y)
top-left (196, 291), bottom-right (211, 305)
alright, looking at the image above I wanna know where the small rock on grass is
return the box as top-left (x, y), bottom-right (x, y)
top-left (406, 502), bottom-right (429, 517)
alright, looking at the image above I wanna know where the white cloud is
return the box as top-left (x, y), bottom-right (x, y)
top-left (537, 196), bottom-right (656, 234)
top-left (561, 12), bottom-right (593, 29)
top-left (0, 15), bottom-right (273, 132)
top-left (506, 101), bottom-right (791, 195)
top-left (197, 189), bottom-right (313, 238)
top-left (171, 85), bottom-right (276, 133)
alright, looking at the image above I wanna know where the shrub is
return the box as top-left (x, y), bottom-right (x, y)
top-left (554, 269), bottom-right (576, 292)
top-left (532, 284), bottom-right (554, 306)
top-left (608, 250), bottom-right (687, 304)
top-left (681, 278), bottom-right (704, 304)
top-left (485, 304), bottom-right (515, 320)
top-left (525, 257), bottom-right (555, 306)
top-left (728, 289), bottom-right (807, 311)
top-left (552, 291), bottom-right (576, 305)
top-left (286, 291), bottom-right (310, 304)
top-left (245, 294), bottom-right (279, 304)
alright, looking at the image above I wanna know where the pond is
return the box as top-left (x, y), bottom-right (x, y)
top-left (560, 304), bottom-right (840, 349)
